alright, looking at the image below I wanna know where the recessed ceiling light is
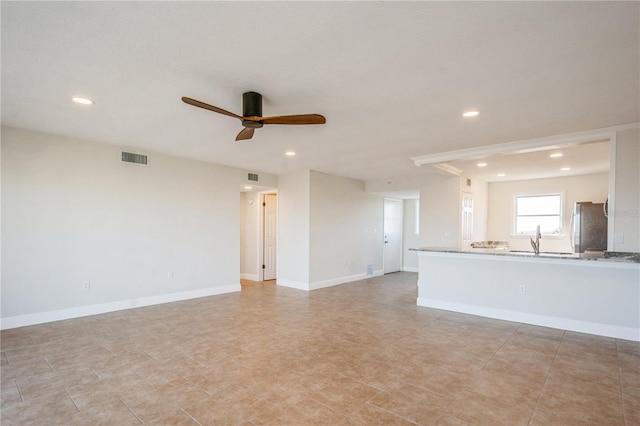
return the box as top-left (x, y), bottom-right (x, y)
top-left (72, 96), bottom-right (94, 105)
top-left (463, 111), bottom-right (479, 118)
top-left (550, 153), bottom-right (563, 158)
top-left (560, 167), bottom-right (571, 171)
top-left (497, 173), bottom-right (506, 177)
top-left (243, 185), bottom-right (252, 190)
top-left (476, 162), bottom-right (488, 167)
top-left (285, 151), bottom-right (296, 157)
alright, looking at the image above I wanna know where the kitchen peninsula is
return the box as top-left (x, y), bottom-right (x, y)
top-left (413, 248), bottom-right (640, 341)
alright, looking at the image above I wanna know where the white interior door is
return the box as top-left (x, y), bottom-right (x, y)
top-left (461, 192), bottom-right (474, 249)
top-left (383, 198), bottom-right (403, 274)
top-left (262, 193), bottom-right (277, 281)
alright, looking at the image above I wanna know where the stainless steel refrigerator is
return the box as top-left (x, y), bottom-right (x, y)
top-left (572, 202), bottom-right (608, 253)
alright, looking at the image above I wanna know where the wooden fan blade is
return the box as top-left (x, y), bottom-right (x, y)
top-left (257, 114), bottom-right (326, 125)
top-left (182, 97), bottom-right (242, 120)
top-left (235, 127), bottom-right (255, 141)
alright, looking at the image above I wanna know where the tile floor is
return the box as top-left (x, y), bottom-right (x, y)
top-left (1, 272), bottom-right (638, 425)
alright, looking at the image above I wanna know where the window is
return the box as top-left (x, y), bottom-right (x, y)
top-left (514, 194), bottom-right (562, 235)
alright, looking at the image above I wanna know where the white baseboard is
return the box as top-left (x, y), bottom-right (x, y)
top-left (240, 273), bottom-right (259, 281)
top-left (402, 266), bottom-right (419, 273)
top-left (310, 273), bottom-right (365, 290)
top-left (277, 280), bottom-right (310, 291)
top-left (1, 285), bottom-right (241, 330)
top-left (278, 270), bottom-right (384, 292)
top-left (416, 297), bottom-right (640, 342)
top-left (310, 269), bottom-right (384, 290)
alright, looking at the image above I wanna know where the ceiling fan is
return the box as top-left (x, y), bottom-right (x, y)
top-left (182, 91), bottom-right (326, 141)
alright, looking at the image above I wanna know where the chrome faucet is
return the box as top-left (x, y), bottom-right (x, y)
top-left (530, 225), bottom-right (542, 255)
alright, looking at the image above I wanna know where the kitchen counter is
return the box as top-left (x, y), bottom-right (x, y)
top-left (414, 248), bottom-right (640, 341)
top-left (410, 247), bottom-right (640, 267)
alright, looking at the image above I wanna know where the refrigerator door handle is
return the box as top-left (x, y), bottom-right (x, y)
top-left (569, 211), bottom-right (575, 252)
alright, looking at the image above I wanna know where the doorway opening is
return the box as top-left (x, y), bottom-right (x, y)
top-left (239, 190), bottom-right (277, 286)
top-left (383, 198), bottom-right (403, 274)
top-left (261, 193), bottom-right (277, 282)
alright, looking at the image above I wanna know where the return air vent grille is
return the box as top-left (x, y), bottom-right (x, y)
top-left (121, 151), bottom-right (149, 166)
top-left (248, 173), bottom-right (259, 182)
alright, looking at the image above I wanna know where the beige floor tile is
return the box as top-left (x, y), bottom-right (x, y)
top-left (1, 272), bottom-right (633, 425)
top-left (368, 382), bottom-right (454, 424)
top-left (252, 393), bottom-right (350, 425)
top-left (346, 402), bottom-right (416, 425)
top-left (435, 414), bottom-right (474, 425)
top-left (531, 374), bottom-right (626, 425)
top-left (447, 388), bottom-right (536, 425)
top-left (16, 364), bottom-right (100, 401)
top-left (65, 370), bottom-right (151, 411)
top-left (68, 399), bottom-right (142, 425)
top-left (0, 390), bottom-right (79, 426)
top-left (182, 385), bottom-right (279, 425)
top-left (305, 375), bottom-right (381, 415)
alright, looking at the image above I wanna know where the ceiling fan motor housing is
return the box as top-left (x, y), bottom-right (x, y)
top-left (242, 92), bottom-right (263, 128)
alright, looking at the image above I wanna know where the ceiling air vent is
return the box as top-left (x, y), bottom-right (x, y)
top-left (121, 151), bottom-right (149, 166)
top-left (248, 173), bottom-right (259, 182)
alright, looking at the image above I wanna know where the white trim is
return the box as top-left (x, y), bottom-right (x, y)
top-left (411, 123), bottom-right (639, 166)
top-left (431, 163), bottom-right (463, 176)
top-left (402, 266), bottom-right (419, 273)
top-left (240, 273), bottom-right (259, 281)
top-left (608, 135), bottom-right (617, 251)
top-left (310, 270), bottom-right (384, 291)
top-left (278, 270), bottom-right (384, 292)
top-left (417, 297), bottom-right (639, 342)
top-left (0, 285), bottom-right (241, 330)
top-left (277, 279), bottom-right (310, 291)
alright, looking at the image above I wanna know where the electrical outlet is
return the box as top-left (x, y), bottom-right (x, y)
top-left (614, 233), bottom-right (624, 244)
top-left (82, 281), bottom-right (90, 291)
top-left (519, 285), bottom-right (526, 294)
top-left (167, 271), bottom-right (174, 280)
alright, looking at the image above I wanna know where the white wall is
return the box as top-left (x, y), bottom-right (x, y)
top-left (1, 126), bottom-right (255, 327)
top-left (488, 173), bottom-right (609, 253)
top-left (419, 175), bottom-right (462, 248)
top-left (276, 170), bottom-right (311, 289)
top-left (402, 199), bottom-right (420, 272)
top-left (240, 192), bottom-right (260, 281)
top-left (309, 171), bottom-right (384, 287)
top-left (612, 128), bottom-right (640, 252)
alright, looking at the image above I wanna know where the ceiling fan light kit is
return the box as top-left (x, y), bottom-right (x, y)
top-left (182, 91), bottom-right (325, 141)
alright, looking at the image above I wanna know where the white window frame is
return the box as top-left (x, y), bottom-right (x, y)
top-left (512, 192), bottom-right (564, 238)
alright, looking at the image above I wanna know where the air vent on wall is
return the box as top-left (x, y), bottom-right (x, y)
top-left (121, 151), bottom-right (149, 166)
top-left (248, 173), bottom-right (259, 182)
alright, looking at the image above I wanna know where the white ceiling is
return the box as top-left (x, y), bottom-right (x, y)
top-left (444, 139), bottom-right (611, 183)
top-left (2, 2), bottom-right (638, 183)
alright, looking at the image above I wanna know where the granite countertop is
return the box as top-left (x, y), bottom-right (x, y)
top-left (410, 247), bottom-right (640, 263)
